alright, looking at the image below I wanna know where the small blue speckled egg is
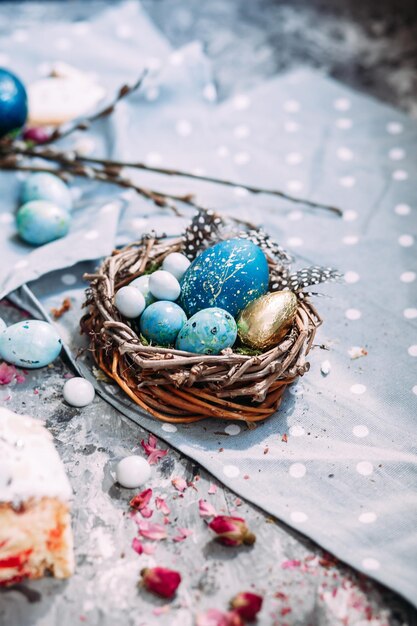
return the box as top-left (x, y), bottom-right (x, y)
top-left (175, 307), bottom-right (237, 355)
top-left (21, 172), bottom-right (72, 211)
top-left (139, 301), bottom-right (186, 346)
top-left (130, 275), bottom-right (156, 307)
top-left (16, 200), bottom-right (71, 245)
top-left (0, 320), bottom-right (62, 368)
top-left (180, 238), bottom-right (269, 318)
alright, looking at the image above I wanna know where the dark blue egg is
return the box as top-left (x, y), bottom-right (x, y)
top-left (180, 238), bottom-right (269, 318)
top-left (0, 68), bottom-right (28, 137)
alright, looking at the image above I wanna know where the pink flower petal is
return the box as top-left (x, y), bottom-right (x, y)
top-left (130, 488), bottom-right (153, 511)
top-left (140, 434), bottom-right (168, 465)
top-left (155, 496), bottom-right (171, 516)
top-left (132, 537), bottom-right (144, 555)
top-left (140, 506), bottom-right (153, 518)
top-left (173, 527), bottom-right (193, 542)
top-left (0, 362), bottom-right (22, 385)
top-left (172, 477), bottom-right (187, 492)
top-left (142, 543), bottom-right (156, 555)
top-left (137, 520), bottom-right (167, 541)
top-left (199, 499), bottom-right (217, 518)
top-left (208, 483), bottom-right (218, 495)
top-left (281, 559), bottom-right (301, 570)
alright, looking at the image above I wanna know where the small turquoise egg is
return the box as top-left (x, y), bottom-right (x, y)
top-left (175, 307), bottom-right (237, 355)
top-left (180, 238), bottom-right (269, 318)
top-left (16, 200), bottom-right (71, 245)
top-left (21, 172), bottom-right (72, 211)
top-left (139, 301), bottom-right (186, 346)
top-left (130, 275), bottom-right (156, 307)
top-left (0, 320), bottom-right (62, 368)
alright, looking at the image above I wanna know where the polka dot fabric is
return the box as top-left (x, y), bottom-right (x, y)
top-left (4, 2), bottom-right (417, 610)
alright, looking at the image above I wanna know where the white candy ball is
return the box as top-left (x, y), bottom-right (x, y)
top-left (149, 270), bottom-right (181, 301)
top-left (116, 456), bottom-right (151, 488)
top-left (115, 286), bottom-right (146, 318)
top-left (162, 252), bottom-right (191, 281)
top-left (63, 377), bottom-right (95, 407)
top-left (0, 318), bottom-right (6, 334)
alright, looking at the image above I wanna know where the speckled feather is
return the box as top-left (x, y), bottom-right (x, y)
top-left (182, 209), bottom-right (224, 260)
top-left (271, 265), bottom-right (342, 294)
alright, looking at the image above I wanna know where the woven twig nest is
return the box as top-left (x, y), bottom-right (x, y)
top-left (80, 212), bottom-right (333, 424)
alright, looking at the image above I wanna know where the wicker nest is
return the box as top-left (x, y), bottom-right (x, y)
top-left (80, 229), bottom-right (323, 424)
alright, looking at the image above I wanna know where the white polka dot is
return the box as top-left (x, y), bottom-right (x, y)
top-left (225, 424), bottom-right (241, 436)
top-left (345, 308), bottom-right (361, 320)
top-left (14, 259), bottom-right (29, 270)
top-left (336, 118), bottom-right (353, 129)
top-left (0, 53), bottom-right (10, 65)
top-left (234, 125), bottom-right (250, 139)
top-left (285, 152), bottom-right (303, 165)
top-left (289, 463), bottom-right (306, 478)
top-left (146, 57), bottom-right (162, 72)
top-left (398, 234), bottom-right (414, 247)
top-left (287, 237), bottom-right (303, 247)
top-left (146, 152), bottom-right (162, 166)
top-left (343, 235), bottom-right (359, 245)
top-left (289, 425), bottom-right (305, 437)
top-left (217, 146), bottom-right (230, 158)
top-left (287, 180), bottom-right (304, 192)
top-left (233, 186), bottom-right (249, 198)
top-left (395, 203), bottom-right (411, 216)
top-left (84, 230), bottom-right (99, 240)
top-left (359, 512), bottom-right (377, 524)
top-left (284, 99), bottom-right (300, 113)
top-left (408, 345), bottom-right (417, 357)
top-left (234, 152), bottom-right (251, 165)
top-left (386, 122), bottom-right (403, 135)
top-left (352, 425), bottom-right (369, 438)
top-left (176, 120), bottom-right (193, 137)
top-left (413, 385), bottom-right (417, 395)
top-left (344, 271), bottom-right (360, 284)
top-left (12, 29), bottom-right (28, 43)
top-left (290, 511), bottom-right (308, 523)
top-left (343, 210), bottom-right (358, 222)
top-left (72, 22), bottom-right (90, 36)
top-left (192, 167), bottom-right (206, 176)
top-left (145, 86), bottom-right (159, 102)
top-left (0, 213), bottom-right (14, 225)
top-left (161, 423), bottom-right (177, 433)
top-left (350, 383), bottom-right (367, 395)
top-left (223, 465), bottom-right (240, 478)
top-left (356, 462), bottom-right (373, 476)
top-left (203, 83), bottom-right (216, 102)
top-left (339, 176), bottom-right (356, 188)
top-left (392, 170), bottom-right (408, 181)
top-left (61, 274), bottom-right (77, 286)
top-left (362, 557), bottom-right (380, 571)
top-left (400, 271), bottom-right (416, 283)
top-left (116, 23), bottom-right (133, 39)
top-left (284, 121), bottom-right (299, 133)
top-left (169, 51), bottom-right (184, 65)
top-left (389, 148), bottom-right (405, 161)
top-left (233, 94), bottom-right (250, 111)
top-left (131, 218), bottom-right (147, 231)
top-left (55, 37), bottom-right (71, 51)
top-left (337, 147), bottom-right (354, 161)
top-left (288, 210), bottom-right (303, 221)
top-left (404, 308), bottom-right (417, 319)
top-left (334, 98), bottom-right (351, 111)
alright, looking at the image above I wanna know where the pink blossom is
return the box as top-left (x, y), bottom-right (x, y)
top-left (172, 476), bottom-right (187, 492)
top-left (140, 566), bottom-right (181, 599)
top-left (140, 434), bottom-right (168, 465)
top-left (0, 362), bottom-right (25, 385)
top-left (155, 496), bottom-right (171, 516)
top-left (173, 527), bottom-right (193, 542)
top-left (199, 499), bottom-right (217, 518)
top-left (137, 520), bottom-right (167, 541)
top-left (132, 537), bottom-right (144, 555)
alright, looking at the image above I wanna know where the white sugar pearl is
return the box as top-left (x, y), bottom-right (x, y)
top-left (0, 318), bottom-right (6, 333)
top-left (115, 286), bottom-right (146, 318)
top-left (149, 270), bottom-right (181, 301)
top-left (63, 377), bottom-right (95, 407)
top-left (162, 252), bottom-right (191, 281)
top-left (116, 456), bottom-right (151, 488)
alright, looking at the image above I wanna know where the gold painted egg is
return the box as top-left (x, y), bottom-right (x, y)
top-left (237, 291), bottom-right (298, 350)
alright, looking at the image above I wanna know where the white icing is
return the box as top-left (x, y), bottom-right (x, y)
top-left (0, 407), bottom-right (72, 503)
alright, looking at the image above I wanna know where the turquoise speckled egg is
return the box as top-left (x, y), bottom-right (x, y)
top-left (130, 275), bottom-right (156, 307)
top-left (21, 172), bottom-right (72, 211)
top-left (139, 301), bottom-right (187, 346)
top-left (0, 320), bottom-right (62, 368)
top-left (16, 200), bottom-right (71, 245)
top-left (175, 307), bottom-right (237, 355)
top-left (180, 238), bottom-right (269, 318)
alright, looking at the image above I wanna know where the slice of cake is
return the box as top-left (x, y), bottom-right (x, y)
top-left (0, 407), bottom-right (74, 585)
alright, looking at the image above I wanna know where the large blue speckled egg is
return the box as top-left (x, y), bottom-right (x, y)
top-left (21, 172), bottom-right (73, 212)
top-left (180, 238), bottom-right (269, 318)
top-left (16, 200), bottom-right (71, 245)
top-left (175, 307), bottom-right (237, 355)
top-left (0, 68), bottom-right (27, 137)
top-left (139, 301), bottom-right (187, 346)
top-left (0, 320), bottom-right (62, 368)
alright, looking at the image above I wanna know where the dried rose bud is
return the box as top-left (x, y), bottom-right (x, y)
top-left (208, 516), bottom-right (256, 547)
top-left (140, 566), bottom-right (181, 599)
top-left (22, 126), bottom-right (50, 144)
top-left (230, 592), bottom-right (263, 621)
